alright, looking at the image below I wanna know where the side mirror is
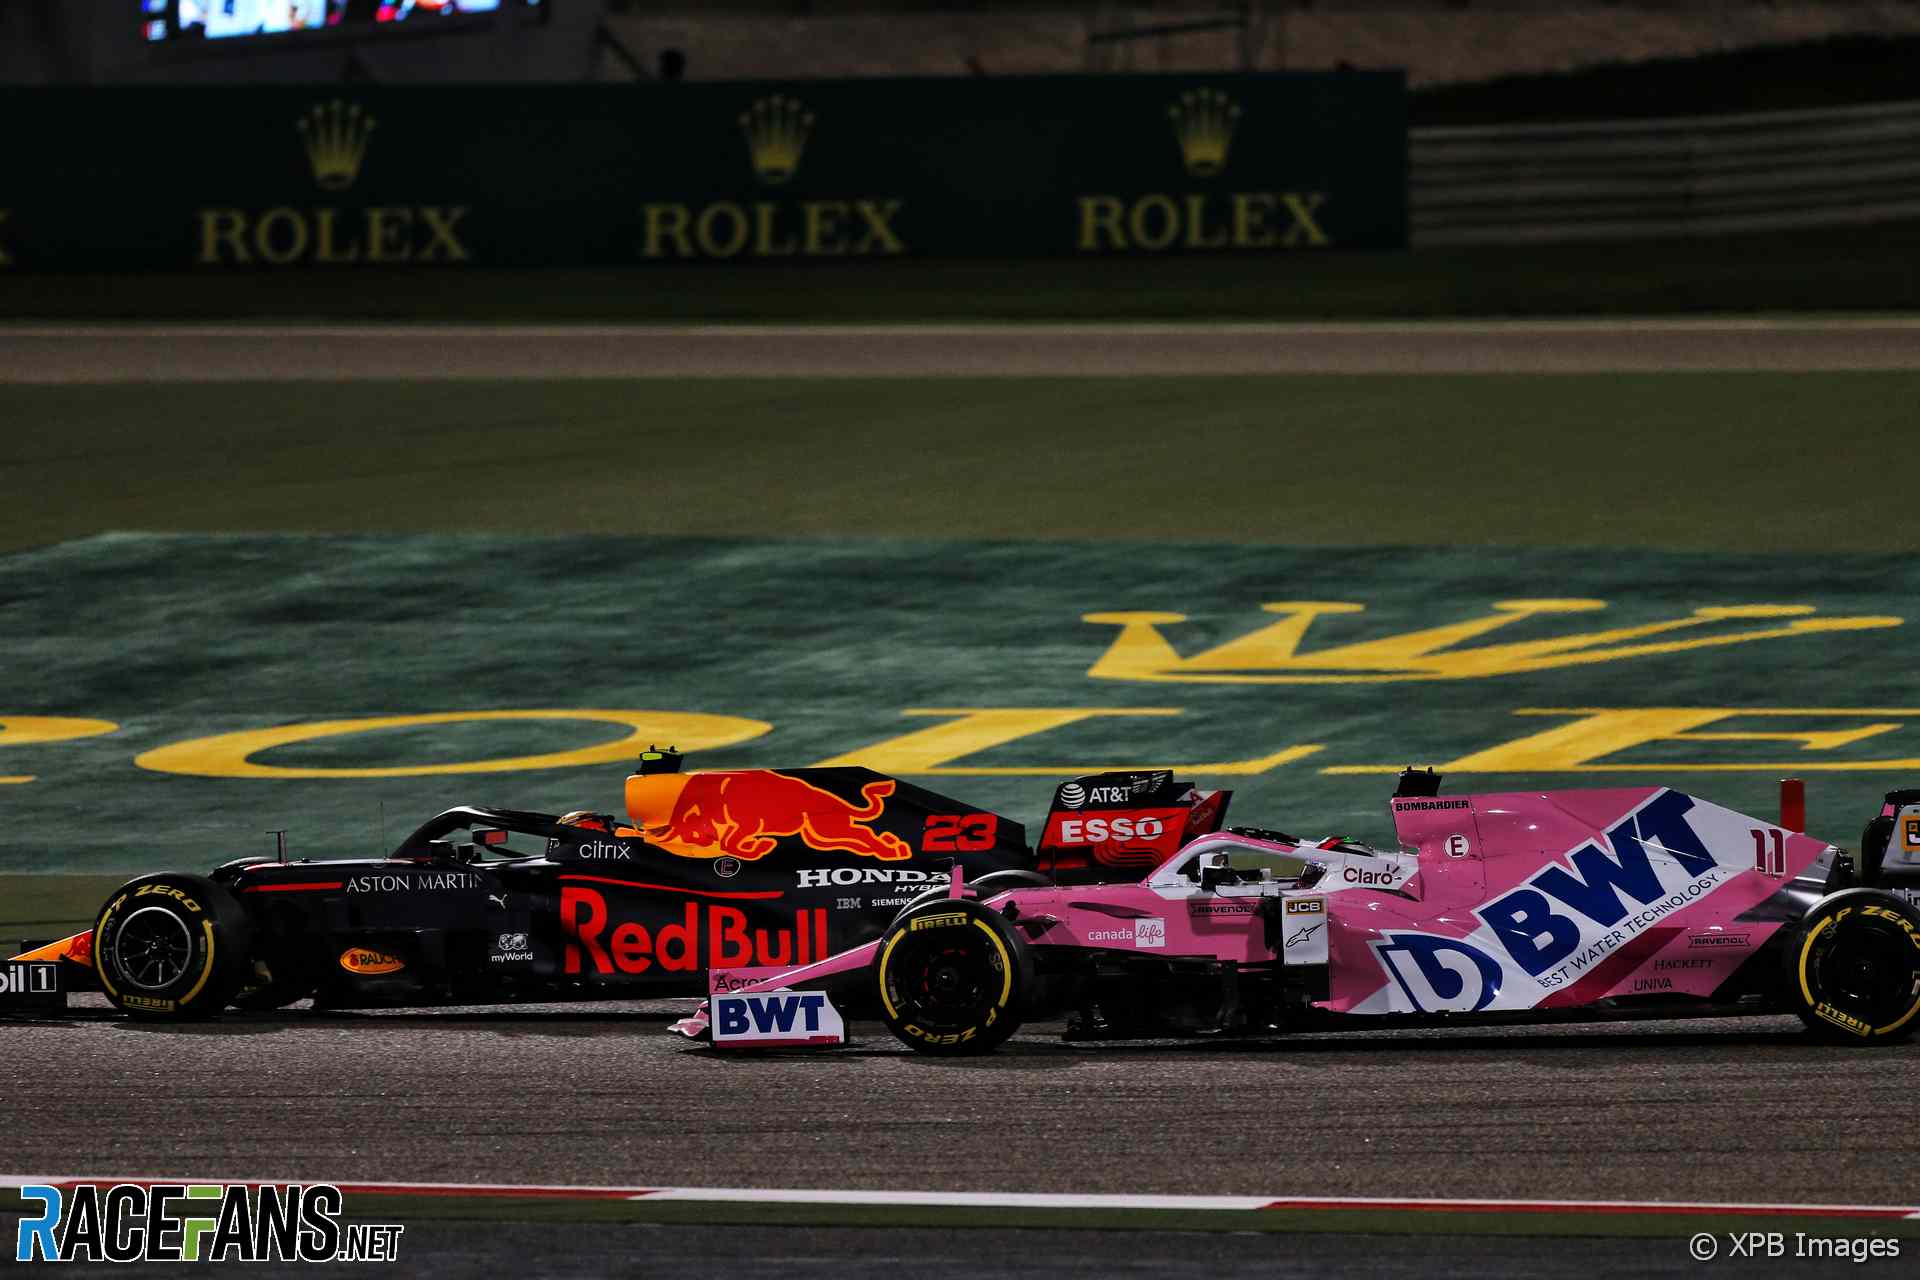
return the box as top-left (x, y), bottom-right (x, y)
top-left (1199, 852), bottom-right (1234, 891)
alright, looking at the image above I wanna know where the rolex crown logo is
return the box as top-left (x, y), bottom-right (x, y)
top-left (1167, 88), bottom-right (1240, 178)
top-left (739, 95), bottom-right (814, 185)
top-left (1083, 599), bottom-right (1902, 685)
top-left (296, 99), bottom-right (376, 192)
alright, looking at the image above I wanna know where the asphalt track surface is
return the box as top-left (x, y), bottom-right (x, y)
top-left (3, 317), bottom-right (1920, 381)
top-left (4, 996), bottom-right (1914, 1201)
top-left (4, 998), bottom-right (1916, 1275)
top-left (9, 318), bottom-right (1920, 1274)
top-left (0, 1220), bottom-right (1822, 1280)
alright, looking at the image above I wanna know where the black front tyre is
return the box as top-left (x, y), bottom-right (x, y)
top-left (93, 873), bottom-right (253, 1020)
top-left (1788, 889), bottom-right (1920, 1043)
top-left (873, 900), bottom-right (1030, 1055)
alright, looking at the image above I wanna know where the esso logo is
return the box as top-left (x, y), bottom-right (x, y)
top-left (1058, 816), bottom-right (1164, 843)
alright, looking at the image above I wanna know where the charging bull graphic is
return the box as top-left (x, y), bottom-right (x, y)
top-left (625, 769), bottom-right (916, 862)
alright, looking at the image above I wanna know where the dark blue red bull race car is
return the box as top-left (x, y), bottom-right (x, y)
top-left (0, 749), bottom-right (1231, 1019)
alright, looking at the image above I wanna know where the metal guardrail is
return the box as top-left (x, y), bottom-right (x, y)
top-left (1411, 98), bottom-right (1920, 243)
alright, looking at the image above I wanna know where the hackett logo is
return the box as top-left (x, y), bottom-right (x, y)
top-left (196, 99), bottom-right (472, 267)
top-left (640, 97), bottom-right (907, 261)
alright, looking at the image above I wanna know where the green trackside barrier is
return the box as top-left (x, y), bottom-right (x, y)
top-left (0, 72), bottom-right (1404, 273)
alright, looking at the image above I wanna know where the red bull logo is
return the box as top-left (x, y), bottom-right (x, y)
top-left (560, 888), bottom-right (831, 975)
top-left (625, 770), bottom-right (914, 862)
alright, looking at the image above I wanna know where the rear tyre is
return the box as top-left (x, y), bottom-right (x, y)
top-left (93, 873), bottom-right (253, 1020)
top-left (873, 899), bottom-right (1029, 1055)
top-left (1787, 889), bottom-right (1920, 1043)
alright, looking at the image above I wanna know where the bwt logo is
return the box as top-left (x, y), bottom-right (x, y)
top-left (716, 991), bottom-right (830, 1037)
top-left (710, 990), bottom-right (845, 1045)
top-left (1475, 790), bottom-right (1720, 977)
top-left (1373, 933), bottom-right (1504, 1013)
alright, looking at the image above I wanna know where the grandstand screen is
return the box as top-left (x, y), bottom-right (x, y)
top-left (142, 0), bottom-right (542, 43)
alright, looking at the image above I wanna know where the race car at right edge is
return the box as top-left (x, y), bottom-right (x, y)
top-left (675, 770), bottom-right (1920, 1053)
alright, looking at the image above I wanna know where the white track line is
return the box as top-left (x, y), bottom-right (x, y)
top-left (4, 1177), bottom-right (1916, 1218)
top-left (5, 317), bottom-right (1920, 339)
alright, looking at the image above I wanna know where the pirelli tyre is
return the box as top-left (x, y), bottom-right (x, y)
top-left (92, 873), bottom-right (253, 1020)
top-left (1788, 889), bottom-right (1920, 1043)
top-left (874, 899), bottom-right (1030, 1055)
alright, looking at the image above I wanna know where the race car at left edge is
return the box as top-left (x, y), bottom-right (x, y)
top-left (0, 749), bottom-right (1232, 1019)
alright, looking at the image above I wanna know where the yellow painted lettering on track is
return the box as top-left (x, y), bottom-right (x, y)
top-left (1086, 601), bottom-right (1902, 684)
top-left (0, 716), bottom-right (121, 783)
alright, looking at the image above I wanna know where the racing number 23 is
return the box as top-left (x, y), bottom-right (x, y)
top-left (924, 813), bottom-right (998, 852)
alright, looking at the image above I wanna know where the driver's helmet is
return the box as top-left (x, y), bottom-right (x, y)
top-left (557, 810), bottom-right (612, 832)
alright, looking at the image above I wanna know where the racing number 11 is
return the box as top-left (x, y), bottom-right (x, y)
top-left (1749, 828), bottom-right (1787, 877)
top-left (924, 813), bottom-right (998, 852)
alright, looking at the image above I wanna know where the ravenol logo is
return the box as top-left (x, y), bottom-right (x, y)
top-left (1084, 598), bottom-right (1901, 684)
top-left (15, 1182), bottom-right (403, 1263)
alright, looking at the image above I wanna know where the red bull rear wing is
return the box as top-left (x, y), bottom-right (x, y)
top-left (1035, 770), bottom-right (1231, 880)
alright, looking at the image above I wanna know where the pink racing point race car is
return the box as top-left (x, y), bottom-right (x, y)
top-left (670, 769), bottom-right (1920, 1054)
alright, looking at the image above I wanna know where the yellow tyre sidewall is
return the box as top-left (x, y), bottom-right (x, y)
top-left (876, 908), bottom-right (1020, 1052)
top-left (93, 878), bottom-right (226, 1019)
top-left (1794, 895), bottom-right (1920, 1042)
